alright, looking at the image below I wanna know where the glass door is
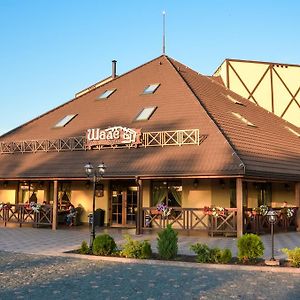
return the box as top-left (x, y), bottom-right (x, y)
top-left (126, 187), bottom-right (137, 226)
top-left (111, 190), bottom-right (123, 225)
top-left (110, 182), bottom-right (137, 227)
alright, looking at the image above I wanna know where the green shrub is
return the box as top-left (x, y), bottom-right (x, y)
top-left (157, 224), bottom-right (178, 260)
top-left (79, 240), bottom-right (90, 254)
top-left (140, 240), bottom-right (152, 259)
top-left (282, 247), bottom-right (300, 267)
top-left (237, 233), bottom-right (264, 262)
top-left (92, 234), bottom-right (117, 256)
top-left (190, 243), bottom-right (211, 263)
top-left (220, 248), bottom-right (232, 264)
top-left (121, 235), bottom-right (152, 259)
top-left (190, 243), bottom-right (232, 264)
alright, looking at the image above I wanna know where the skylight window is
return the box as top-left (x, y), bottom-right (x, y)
top-left (232, 112), bottom-right (256, 127)
top-left (143, 83), bottom-right (160, 94)
top-left (227, 94), bottom-right (244, 106)
top-left (135, 106), bottom-right (157, 121)
top-left (54, 114), bottom-right (77, 128)
top-left (98, 89), bottom-right (116, 99)
top-left (286, 126), bottom-right (300, 137)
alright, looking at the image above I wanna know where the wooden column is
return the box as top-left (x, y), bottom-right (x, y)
top-left (295, 182), bottom-right (300, 232)
top-left (52, 180), bottom-right (58, 231)
top-left (135, 177), bottom-right (143, 235)
top-left (295, 182), bottom-right (300, 207)
top-left (236, 178), bottom-right (243, 238)
top-left (15, 181), bottom-right (20, 204)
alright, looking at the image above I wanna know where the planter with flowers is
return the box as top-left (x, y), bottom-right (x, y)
top-left (203, 206), bottom-right (232, 236)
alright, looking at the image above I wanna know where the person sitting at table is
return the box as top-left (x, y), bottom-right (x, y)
top-left (65, 202), bottom-right (76, 226)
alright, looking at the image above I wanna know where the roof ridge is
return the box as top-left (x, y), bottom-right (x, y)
top-left (165, 56), bottom-right (246, 173)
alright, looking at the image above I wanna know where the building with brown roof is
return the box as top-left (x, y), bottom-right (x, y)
top-left (0, 55), bottom-right (299, 237)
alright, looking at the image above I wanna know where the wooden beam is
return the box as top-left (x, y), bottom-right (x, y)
top-left (52, 180), bottom-right (58, 230)
top-left (135, 177), bottom-right (143, 235)
top-left (296, 182), bottom-right (300, 207)
top-left (236, 178), bottom-right (243, 237)
top-left (295, 182), bottom-right (300, 232)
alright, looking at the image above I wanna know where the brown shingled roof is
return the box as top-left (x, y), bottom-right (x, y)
top-left (168, 57), bottom-right (300, 180)
top-left (0, 55), bottom-right (299, 180)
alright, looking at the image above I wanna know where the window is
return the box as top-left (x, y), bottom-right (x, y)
top-left (97, 89), bottom-right (116, 99)
top-left (54, 114), bottom-right (77, 128)
top-left (134, 106), bottom-right (157, 121)
top-left (152, 181), bottom-right (182, 207)
top-left (285, 126), bottom-right (300, 137)
top-left (232, 112), bottom-right (256, 127)
top-left (143, 83), bottom-right (160, 94)
top-left (256, 183), bottom-right (272, 207)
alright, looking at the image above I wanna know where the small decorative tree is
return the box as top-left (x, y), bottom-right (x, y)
top-left (157, 224), bottom-right (178, 259)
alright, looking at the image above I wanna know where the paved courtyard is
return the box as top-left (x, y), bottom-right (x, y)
top-left (1, 226), bottom-right (300, 299)
top-left (1, 251), bottom-right (300, 300)
top-left (0, 224), bottom-right (300, 259)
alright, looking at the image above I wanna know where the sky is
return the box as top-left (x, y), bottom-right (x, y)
top-left (1, 0), bottom-right (300, 136)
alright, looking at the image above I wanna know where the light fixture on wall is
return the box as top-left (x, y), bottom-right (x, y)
top-left (193, 179), bottom-right (199, 188)
top-left (219, 179), bottom-right (226, 189)
top-left (20, 181), bottom-right (29, 190)
top-left (85, 180), bottom-right (91, 189)
top-left (284, 183), bottom-right (291, 192)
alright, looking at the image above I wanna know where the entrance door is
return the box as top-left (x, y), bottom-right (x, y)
top-left (111, 183), bottom-right (137, 227)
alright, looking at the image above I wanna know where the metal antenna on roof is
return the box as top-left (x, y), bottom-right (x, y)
top-left (162, 11), bottom-right (166, 54)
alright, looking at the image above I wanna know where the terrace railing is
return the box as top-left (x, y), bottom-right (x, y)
top-left (0, 129), bottom-right (207, 154)
top-left (0, 204), bottom-right (52, 227)
top-left (142, 207), bottom-right (238, 236)
top-left (244, 207), bottom-right (298, 234)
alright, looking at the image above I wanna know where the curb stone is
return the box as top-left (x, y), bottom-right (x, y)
top-left (60, 252), bottom-right (300, 274)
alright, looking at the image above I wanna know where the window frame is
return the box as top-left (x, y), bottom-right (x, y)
top-left (97, 89), bottom-right (116, 100)
top-left (142, 83), bottom-right (160, 95)
top-left (134, 106), bottom-right (157, 122)
top-left (53, 114), bottom-right (77, 128)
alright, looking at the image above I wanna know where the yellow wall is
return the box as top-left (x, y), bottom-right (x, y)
top-left (71, 181), bottom-right (109, 224)
top-left (247, 184), bottom-right (258, 208)
top-left (211, 180), bottom-right (231, 207)
top-left (271, 182), bottom-right (295, 207)
top-left (0, 190), bottom-right (16, 204)
top-left (246, 182), bottom-right (295, 208)
top-left (215, 60), bottom-right (300, 127)
top-left (142, 180), bottom-right (151, 207)
top-left (182, 179), bottom-right (212, 208)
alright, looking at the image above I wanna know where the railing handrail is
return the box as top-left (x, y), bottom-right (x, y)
top-left (0, 129), bottom-right (206, 154)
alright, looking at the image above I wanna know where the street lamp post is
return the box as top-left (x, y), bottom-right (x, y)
top-left (84, 162), bottom-right (106, 249)
top-left (266, 208), bottom-right (279, 265)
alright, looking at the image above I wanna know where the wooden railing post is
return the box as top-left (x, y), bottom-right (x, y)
top-left (236, 178), bottom-right (243, 237)
top-left (52, 180), bottom-right (58, 230)
top-left (295, 182), bottom-right (300, 207)
top-left (135, 177), bottom-right (143, 235)
top-left (295, 182), bottom-right (300, 232)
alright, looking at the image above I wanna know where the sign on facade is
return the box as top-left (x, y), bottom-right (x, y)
top-left (86, 126), bottom-right (142, 149)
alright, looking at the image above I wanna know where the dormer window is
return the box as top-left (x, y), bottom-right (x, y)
top-left (134, 106), bottom-right (157, 121)
top-left (232, 112), bottom-right (256, 127)
top-left (226, 94), bottom-right (245, 106)
top-left (54, 114), bottom-right (77, 128)
top-left (143, 84), bottom-right (160, 95)
top-left (98, 89), bottom-right (116, 99)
